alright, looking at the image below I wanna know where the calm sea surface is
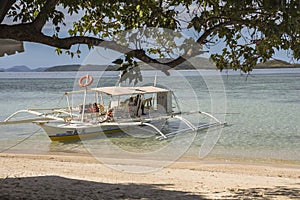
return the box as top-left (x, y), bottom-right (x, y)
top-left (0, 69), bottom-right (299, 164)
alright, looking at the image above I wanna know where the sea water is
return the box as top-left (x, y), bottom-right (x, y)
top-left (0, 70), bottom-right (299, 164)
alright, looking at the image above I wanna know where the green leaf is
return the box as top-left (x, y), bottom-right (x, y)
top-left (55, 48), bottom-right (62, 55)
top-left (136, 5), bottom-right (140, 11)
top-left (33, 10), bottom-right (39, 18)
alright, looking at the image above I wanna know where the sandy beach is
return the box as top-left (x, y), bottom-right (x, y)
top-left (0, 153), bottom-right (299, 199)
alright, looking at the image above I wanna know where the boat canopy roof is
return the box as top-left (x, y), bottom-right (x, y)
top-left (65, 86), bottom-right (169, 96)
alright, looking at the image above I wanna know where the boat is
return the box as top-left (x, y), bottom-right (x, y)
top-left (1, 75), bottom-right (226, 141)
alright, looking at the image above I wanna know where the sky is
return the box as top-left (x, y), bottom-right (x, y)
top-left (0, 8), bottom-right (89, 69)
top-left (0, 42), bottom-right (86, 69)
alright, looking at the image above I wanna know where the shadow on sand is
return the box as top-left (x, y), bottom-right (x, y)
top-left (225, 185), bottom-right (300, 199)
top-left (0, 175), bottom-right (207, 199)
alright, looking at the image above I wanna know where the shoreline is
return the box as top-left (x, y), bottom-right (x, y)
top-left (1, 152), bottom-right (299, 199)
top-left (5, 146), bottom-right (300, 167)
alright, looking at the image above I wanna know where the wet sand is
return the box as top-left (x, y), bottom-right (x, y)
top-left (0, 153), bottom-right (299, 199)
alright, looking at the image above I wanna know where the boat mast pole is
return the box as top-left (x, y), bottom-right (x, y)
top-left (100, 92), bottom-right (104, 105)
top-left (152, 73), bottom-right (157, 110)
top-left (81, 87), bottom-right (87, 122)
top-left (81, 75), bottom-right (89, 122)
top-left (65, 93), bottom-right (73, 118)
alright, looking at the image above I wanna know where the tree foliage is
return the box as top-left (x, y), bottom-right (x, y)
top-left (1, 0), bottom-right (300, 74)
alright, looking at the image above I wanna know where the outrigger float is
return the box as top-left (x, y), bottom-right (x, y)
top-left (1, 75), bottom-right (226, 141)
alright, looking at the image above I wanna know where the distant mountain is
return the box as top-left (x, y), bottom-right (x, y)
top-left (45, 64), bottom-right (81, 71)
top-left (124, 57), bottom-right (217, 70)
top-left (1, 58), bottom-right (298, 73)
top-left (42, 58), bottom-right (300, 72)
top-left (177, 57), bottom-right (217, 69)
top-left (255, 59), bottom-right (300, 68)
top-left (32, 67), bottom-right (47, 72)
top-left (0, 65), bottom-right (47, 72)
top-left (45, 64), bottom-right (114, 71)
top-left (5, 65), bottom-right (32, 72)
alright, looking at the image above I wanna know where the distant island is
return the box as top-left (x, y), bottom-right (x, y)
top-left (255, 59), bottom-right (300, 68)
top-left (1, 58), bottom-right (300, 72)
top-left (0, 65), bottom-right (46, 72)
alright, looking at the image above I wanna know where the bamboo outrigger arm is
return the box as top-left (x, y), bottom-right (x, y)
top-left (142, 122), bottom-right (167, 139)
top-left (98, 121), bottom-right (168, 139)
top-left (199, 111), bottom-right (222, 124)
top-left (3, 109), bottom-right (64, 123)
top-left (173, 115), bottom-right (197, 130)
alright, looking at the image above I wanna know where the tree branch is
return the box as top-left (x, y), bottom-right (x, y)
top-left (0, 22), bottom-right (203, 74)
top-left (0, 23), bottom-right (163, 66)
top-left (196, 20), bottom-right (234, 44)
top-left (0, 24), bottom-right (103, 47)
top-left (0, 0), bottom-right (16, 23)
top-left (33, 0), bottom-right (59, 31)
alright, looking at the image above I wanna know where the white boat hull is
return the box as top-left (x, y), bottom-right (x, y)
top-left (38, 124), bottom-right (118, 141)
top-left (36, 119), bottom-right (166, 141)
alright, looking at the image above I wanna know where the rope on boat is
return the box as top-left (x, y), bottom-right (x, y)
top-left (0, 128), bottom-right (42, 153)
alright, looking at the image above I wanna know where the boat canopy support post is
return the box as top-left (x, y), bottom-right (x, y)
top-left (81, 87), bottom-right (88, 122)
top-left (100, 92), bottom-right (104, 105)
top-left (65, 94), bottom-right (73, 118)
top-left (142, 122), bottom-right (167, 139)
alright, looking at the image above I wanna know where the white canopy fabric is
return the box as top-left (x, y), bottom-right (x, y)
top-left (65, 86), bottom-right (169, 96)
top-left (0, 39), bottom-right (24, 56)
top-left (91, 86), bottom-right (169, 96)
